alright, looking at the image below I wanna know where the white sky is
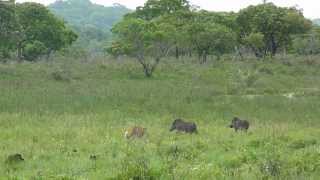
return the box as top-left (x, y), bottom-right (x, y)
top-left (16, 0), bottom-right (320, 19)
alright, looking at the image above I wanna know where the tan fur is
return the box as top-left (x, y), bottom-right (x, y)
top-left (124, 126), bottom-right (146, 139)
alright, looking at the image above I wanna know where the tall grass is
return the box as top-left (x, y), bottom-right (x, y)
top-left (0, 56), bottom-right (320, 179)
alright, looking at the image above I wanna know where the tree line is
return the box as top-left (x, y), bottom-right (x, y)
top-left (0, 0), bottom-right (77, 61)
top-left (108, 0), bottom-right (320, 77)
top-left (1, 0), bottom-right (320, 77)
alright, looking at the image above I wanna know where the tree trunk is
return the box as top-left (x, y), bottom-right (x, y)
top-left (216, 55), bottom-right (221, 61)
top-left (175, 46), bottom-right (179, 59)
top-left (138, 57), bottom-right (160, 78)
top-left (235, 46), bottom-right (243, 60)
top-left (46, 49), bottom-right (53, 60)
top-left (270, 35), bottom-right (277, 57)
top-left (201, 51), bottom-right (207, 64)
top-left (17, 42), bottom-right (23, 62)
top-left (144, 68), bottom-right (152, 77)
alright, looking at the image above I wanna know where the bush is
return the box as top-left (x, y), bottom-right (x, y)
top-left (115, 155), bottom-right (160, 180)
top-left (22, 41), bottom-right (48, 61)
top-left (292, 35), bottom-right (320, 55)
top-left (51, 69), bottom-right (71, 82)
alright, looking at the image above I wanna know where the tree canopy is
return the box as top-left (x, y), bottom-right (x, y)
top-left (109, 0), bottom-right (313, 76)
top-left (1, 0), bottom-right (316, 65)
top-left (236, 3), bottom-right (312, 57)
top-left (0, 1), bottom-right (77, 61)
top-left (0, 0), bottom-right (18, 58)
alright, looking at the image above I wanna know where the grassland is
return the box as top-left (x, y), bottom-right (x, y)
top-left (0, 56), bottom-right (320, 179)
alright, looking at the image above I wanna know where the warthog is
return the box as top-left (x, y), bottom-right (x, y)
top-left (5, 154), bottom-right (24, 164)
top-left (170, 119), bottom-right (197, 134)
top-left (229, 117), bottom-right (249, 132)
top-left (124, 126), bottom-right (146, 139)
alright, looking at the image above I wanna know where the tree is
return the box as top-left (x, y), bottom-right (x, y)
top-left (111, 17), bottom-right (174, 77)
top-left (187, 22), bottom-right (235, 63)
top-left (134, 0), bottom-right (190, 20)
top-left (243, 32), bottom-right (265, 57)
top-left (237, 3), bottom-right (312, 57)
top-left (292, 27), bottom-right (320, 55)
top-left (127, 0), bottom-right (192, 59)
top-left (184, 11), bottom-right (236, 63)
top-left (109, 0), bottom-right (193, 77)
top-left (152, 10), bottom-right (194, 59)
top-left (0, 0), bottom-right (17, 59)
top-left (15, 2), bottom-right (77, 60)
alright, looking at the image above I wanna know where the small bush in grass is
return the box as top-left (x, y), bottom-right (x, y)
top-left (262, 88), bottom-right (279, 95)
top-left (288, 139), bottom-right (317, 150)
top-left (116, 155), bottom-right (160, 180)
top-left (258, 67), bottom-right (274, 75)
top-left (282, 60), bottom-right (293, 66)
top-left (260, 159), bottom-right (281, 177)
top-left (51, 69), bottom-right (71, 82)
top-left (245, 73), bottom-right (259, 87)
top-left (302, 58), bottom-right (318, 66)
top-left (98, 62), bottom-right (108, 70)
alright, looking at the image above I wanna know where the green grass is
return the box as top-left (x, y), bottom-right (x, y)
top-left (0, 57), bottom-right (320, 179)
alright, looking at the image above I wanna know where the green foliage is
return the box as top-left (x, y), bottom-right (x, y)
top-left (237, 3), bottom-right (312, 57)
top-left (111, 0), bottom-right (239, 75)
top-left (111, 9), bottom-right (176, 77)
top-left (1, 0), bottom-right (316, 60)
top-left (186, 12), bottom-right (236, 63)
top-left (116, 153), bottom-right (160, 179)
top-left (0, 0), bottom-right (17, 59)
top-left (22, 40), bottom-right (47, 61)
top-left (49, 0), bottom-right (131, 53)
top-left (243, 33), bottom-right (265, 57)
top-left (292, 27), bottom-right (320, 55)
top-left (0, 2), bottom-right (77, 61)
top-left (110, 1), bottom-right (312, 63)
top-left (106, 41), bottom-right (129, 58)
top-left (16, 3), bottom-right (77, 56)
top-left (132, 0), bottom-right (190, 20)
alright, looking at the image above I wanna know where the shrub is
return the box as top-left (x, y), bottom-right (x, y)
top-left (22, 41), bottom-right (48, 61)
top-left (115, 155), bottom-right (160, 180)
top-left (51, 69), bottom-right (71, 82)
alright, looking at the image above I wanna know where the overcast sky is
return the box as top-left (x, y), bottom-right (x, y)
top-left (16, 0), bottom-right (319, 19)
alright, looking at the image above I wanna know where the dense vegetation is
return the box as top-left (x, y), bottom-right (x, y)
top-left (49, 0), bottom-right (131, 54)
top-left (109, 0), bottom-right (320, 77)
top-left (1, 0), bottom-right (320, 179)
top-left (0, 0), bottom-right (77, 61)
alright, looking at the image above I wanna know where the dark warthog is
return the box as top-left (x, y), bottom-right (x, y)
top-left (170, 119), bottom-right (197, 134)
top-left (5, 154), bottom-right (24, 164)
top-left (229, 117), bottom-right (250, 132)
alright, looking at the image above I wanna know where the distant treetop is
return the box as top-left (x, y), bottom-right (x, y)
top-left (48, 0), bottom-right (132, 53)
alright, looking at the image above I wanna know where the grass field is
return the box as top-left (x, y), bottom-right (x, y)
top-left (0, 56), bottom-right (320, 179)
